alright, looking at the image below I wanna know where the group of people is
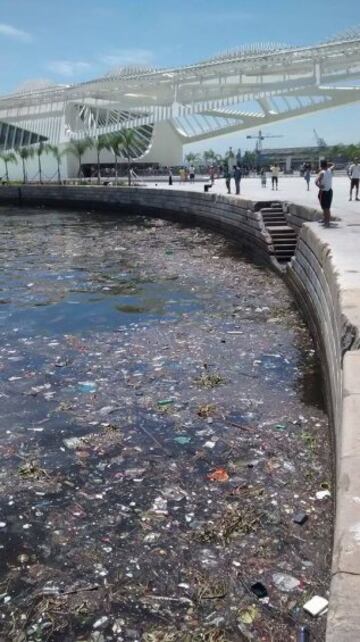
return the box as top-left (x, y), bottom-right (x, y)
top-left (167, 152), bottom-right (360, 231)
top-left (177, 165), bottom-right (196, 184)
top-left (224, 163), bottom-right (281, 195)
top-left (224, 165), bottom-right (242, 195)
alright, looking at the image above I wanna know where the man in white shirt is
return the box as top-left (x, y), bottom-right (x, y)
top-left (348, 159), bottom-right (360, 201)
top-left (270, 164), bottom-right (280, 190)
top-left (315, 159), bottom-right (335, 227)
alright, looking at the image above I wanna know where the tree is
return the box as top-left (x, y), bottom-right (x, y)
top-left (17, 147), bottom-right (34, 183)
top-left (117, 128), bottom-right (137, 186)
top-left (45, 144), bottom-right (63, 184)
top-left (108, 132), bottom-right (123, 185)
top-left (185, 152), bottom-right (201, 166)
top-left (203, 149), bottom-right (217, 165)
top-left (0, 151), bottom-right (17, 182)
top-left (242, 150), bottom-right (256, 169)
top-left (66, 137), bottom-right (93, 179)
top-left (35, 141), bottom-right (46, 184)
top-left (94, 134), bottom-right (111, 184)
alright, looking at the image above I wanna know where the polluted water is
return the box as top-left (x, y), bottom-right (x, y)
top-left (0, 210), bottom-right (332, 641)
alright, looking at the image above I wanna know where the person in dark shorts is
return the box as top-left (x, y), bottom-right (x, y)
top-left (315, 159), bottom-right (335, 227)
top-left (224, 167), bottom-right (231, 194)
top-left (270, 163), bottom-right (280, 190)
top-left (234, 164), bottom-right (242, 195)
top-left (348, 159), bottom-right (360, 201)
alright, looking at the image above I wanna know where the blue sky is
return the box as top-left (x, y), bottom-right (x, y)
top-left (1, 0), bottom-right (359, 153)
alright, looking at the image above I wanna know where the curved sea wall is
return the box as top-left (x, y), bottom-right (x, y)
top-left (1, 184), bottom-right (360, 641)
top-left (0, 184), bottom-right (276, 264)
top-left (288, 221), bottom-right (360, 642)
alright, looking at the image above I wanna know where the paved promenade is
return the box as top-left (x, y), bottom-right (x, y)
top-left (149, 175), bottom-right (360, 220)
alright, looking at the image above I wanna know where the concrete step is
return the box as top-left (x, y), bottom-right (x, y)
top-left (263, 216), bottom-right (287, 222)
top-left (271, 240), bottom-right (297, 247)
top-left (274, 248), bottom-right (297, 255)
top-left (270, 234), bottom-right (296, 238)
top-left (264, 224), bottom-right (292, 231)
top-left (273, 247), bottom-right (297, 254)
top-left (264, 222), bottom-right (289, 228)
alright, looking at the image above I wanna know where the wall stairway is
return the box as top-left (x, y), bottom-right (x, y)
top-left (260, 204), bottom-right (298, 265)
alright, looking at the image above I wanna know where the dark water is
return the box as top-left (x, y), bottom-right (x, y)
top-left (0, 209), bottom-right (332, 642)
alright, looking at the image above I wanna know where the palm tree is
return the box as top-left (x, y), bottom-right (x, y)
top-left (108, 132), bottom-right (123, 185)
top-left (35, 141), bottom-right (46, 184)
top-left (66, 137), bottom-right (93, 179)
top-left (117, 128), bottom-right (136, 186)
top-left (46, 144), bottom-right (63, 184)
top-left (185, 152), bottom-right (201, 165)
top-left (94, 134), bottom-right (111, 184)
top-left (203, 149), bottom-right (217, 165)
top-left (0, 151), bottom-right (17, 182)
top-left (17, 147), bottom-right (34, 184)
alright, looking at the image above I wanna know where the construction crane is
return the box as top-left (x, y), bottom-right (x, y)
top-left (246, 129), bottom-right (284, 167)
top-left (313, 129), bottom-right (327, 150)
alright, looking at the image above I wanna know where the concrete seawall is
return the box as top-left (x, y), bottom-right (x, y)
top-left (1, 184), bottom-right (359, 640)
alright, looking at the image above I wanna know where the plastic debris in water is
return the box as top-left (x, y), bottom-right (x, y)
top-left (174, 436), bottom-right (191, 445)
top-left (238, 605), bottom-right (258, 624)
top-left (293, 511), bottom-right (308, 525)
top-left (93, 616), bottom-right (109, 629)
top-left (207, 468), bottom-right (229, 482)
top-left (303, 595), bottom-right (328, 616)
top-left (78, 381), bottom-right (97, 393)
top-left (63, 437), bottom-right (84, 450)
top-left (250, 582), bottom-right (268, 599)
top-left (272, 572), bottom-right (300, 592)
top-left (297, 625), bottom-right (310, 642)
top-left (151, 496), bottom-right (168, 515)
top-left (316, 490), bottom-right (331, 500)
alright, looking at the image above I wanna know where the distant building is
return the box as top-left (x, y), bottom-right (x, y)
top-left (1, 28), bottom-right (360, 180)
top-left (260, 146), bottom-right (325, 172)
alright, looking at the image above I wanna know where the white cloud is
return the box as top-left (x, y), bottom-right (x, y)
top-left (100, 48), bottom-right (154, 68)
top-left (0, 23), bottom-right (32, 43)
top-left (47, 60), bottom-right (92, 77)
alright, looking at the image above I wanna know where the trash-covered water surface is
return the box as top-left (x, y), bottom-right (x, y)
top-left (0, 209), bottom-right (332, 642)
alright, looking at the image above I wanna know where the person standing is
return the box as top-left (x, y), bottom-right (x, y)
top-left (189, 165), bottom-right (195, 183)
top-left (260, 167), bottom-right (267, 188)
top-left (234, 165), bottom-right (242, 195)
top-left (304, 164), bottom-right (311, 191)
top-left (315, 159), bottom-right (335, 227)
top-left (226, 147), bottom-right (235, 172)
top-left (168, 167), bottom-right (173, 186)
top-left (209, 165), bottom-right (215, 185)
top-left (270, 163), bottom-right (280, 190)
top-left (348, 158), bottom-right (360, 201)
top-left (224, 166), bottom-right (231, 194)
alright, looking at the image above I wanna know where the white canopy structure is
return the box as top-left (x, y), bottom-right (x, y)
top-left (0, 28), bottom-right (360, 179)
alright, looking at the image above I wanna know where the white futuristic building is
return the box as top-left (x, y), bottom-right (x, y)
top-left (0, 28), bottom-right (360, 181)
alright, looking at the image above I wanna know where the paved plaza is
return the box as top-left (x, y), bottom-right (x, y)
top-left (148, 175), bottom-right (360, 220)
